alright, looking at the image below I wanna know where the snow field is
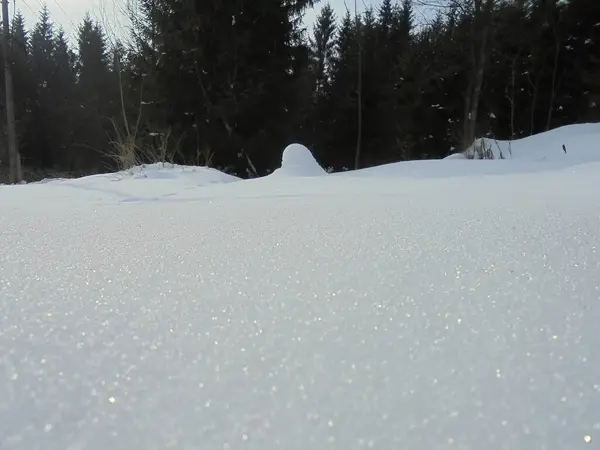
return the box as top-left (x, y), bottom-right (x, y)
top-left (0, 124), bottom-right (599, 449)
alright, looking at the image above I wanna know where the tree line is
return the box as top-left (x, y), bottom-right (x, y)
top-left (0, 0), bottom-right (598, 181)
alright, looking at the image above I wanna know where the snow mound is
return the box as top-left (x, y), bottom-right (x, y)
top-left (336, 123), bottom-right (600, 180)
top-left (134, 163), bottom-right (240, 182)
top-left (38, 163), bottom-right (240, 186)
top-left (270, 144), bottom-right (327, 177)
top-left (446, 123), bottom-right (600, 163)
top-left (12, 164), bottom-right (242, 206)
top-left (103, 163), bottom-right (240, 184)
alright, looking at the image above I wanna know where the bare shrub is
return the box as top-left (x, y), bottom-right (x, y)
top-left (108, 118), bottom-right (140, 171)
top-left (465, 138), bottom-right (494, 160)
top-left (147, 128), bottom-right (186, 166)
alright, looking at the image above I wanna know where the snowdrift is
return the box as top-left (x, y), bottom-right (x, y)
top-left (447, 123), bottom-right (600, 163)
top-left (269, 143), bottom-right (327, 177)
top-left (3, 123), bottom-right (599, 202)
top-left (338, 123), bottom-right (600, 180)
top-left (46, 163), bottom-right (241, 186)
top-left (1, 163), bottom-right (241, 206)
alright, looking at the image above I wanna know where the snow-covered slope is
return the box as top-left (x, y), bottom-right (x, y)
top-left (446, 123), bottom-right (600, 163)
top-left (0, 163), bottom-right (240, 206)
top-left (1, 126), bottom-right (600, 450)
top-left (345, 123), bottom-right (600, 179)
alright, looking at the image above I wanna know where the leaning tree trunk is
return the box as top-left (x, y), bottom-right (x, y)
top-left (461, 0), bottom-right (492, 150)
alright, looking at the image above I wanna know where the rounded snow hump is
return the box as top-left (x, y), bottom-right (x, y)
top-left (271, 143), bottom-right (327, 177)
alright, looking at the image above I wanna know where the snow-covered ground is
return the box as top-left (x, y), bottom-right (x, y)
top-left (1, 126), bottom-right (600, 450)
top-left (446, 123), bottom-right (600, 163)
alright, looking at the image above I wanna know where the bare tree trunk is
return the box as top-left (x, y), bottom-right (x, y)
top-left (115, 54), bottom-right (131, 137)
top-left (462, 63), bottom-right (475, 149)
top-left (466, 24), bottom-right (488, 145)
top-left (526, 52), bottom-right (546, 136)
top-left (354, 0), bottom-right (363, 170)
top-left (460, 0), bottom-right (491, 150)
top-left (546, 31), bottom-right (561, 131)
top-left (506, 58), bottom-right (517, 140)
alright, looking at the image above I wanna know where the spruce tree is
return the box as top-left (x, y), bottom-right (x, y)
top-left (322, 11), bottom-right (360, 169)
top-left (132, 0), bottom-right (316, 174)
top-left (309, 3), bottom-right (337, 99)
top-left (75, 16), bottom-right (113, 169)
top-left (51, 30), bottom-right (76, 168)
top-left (305, 3), bottom-right (337, 162)
top-left (10, 14), bottom-right (33, 162)
top-left (29, 7), bottom-right (58, 167)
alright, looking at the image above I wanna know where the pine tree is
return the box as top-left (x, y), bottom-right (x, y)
top-left (305, 3), bottom-right (337, 162)
top-left (77, 16), bottom-right (110, 101)
top-left (326, 11), bottom-right (360, 169)
top-left (378, 0), bottom-right (394, 35)
top-left (361, 7), bottom-right (386, 166)
top-left (133, 0), bottom-right (316, 174)
top-left (51, 30), bottom-right (76, 168)
top-left (75, 16), bottom-right (113, 169)
top-left (309, 3), bottom-right (337, 99)
top-left (29, 7), bottom-right (59, 167)
top-left (9, 14), bottom-right (33, 161)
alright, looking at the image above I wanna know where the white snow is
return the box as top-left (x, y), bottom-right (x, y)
top-left (270, 143), bottom-right (327, 177)
top-left (446, 123), bottom-right (600, 163)
top-left (1, 126), bottom-right (600, 450)
top-left (11, 163), bottom-right (241, 206)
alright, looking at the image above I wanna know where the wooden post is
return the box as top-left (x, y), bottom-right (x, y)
top-left (2, 0), bottom-right (21, 183)
top-left (354, 0), bottom-right (362, 170)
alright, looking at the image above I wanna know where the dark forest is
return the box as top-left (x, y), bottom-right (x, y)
top-left (0, 0), bottom-right (598, 181)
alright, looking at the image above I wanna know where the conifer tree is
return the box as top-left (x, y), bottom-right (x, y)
top-left (10, 14), bottom-right (33, 160)
top-left (29, 7), bottom-right (58, 167)
top-left (133, 0), bottom-right (317, 173)
top-left (309, 3), bottom-right (336, 99)
top-left (75, 16), bottom-right (113, 169)
top-left (51, 30), bottom-right (76, 168)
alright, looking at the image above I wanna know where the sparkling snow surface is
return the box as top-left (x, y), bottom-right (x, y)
top-left (1, 130), bottom-right (600, 450)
